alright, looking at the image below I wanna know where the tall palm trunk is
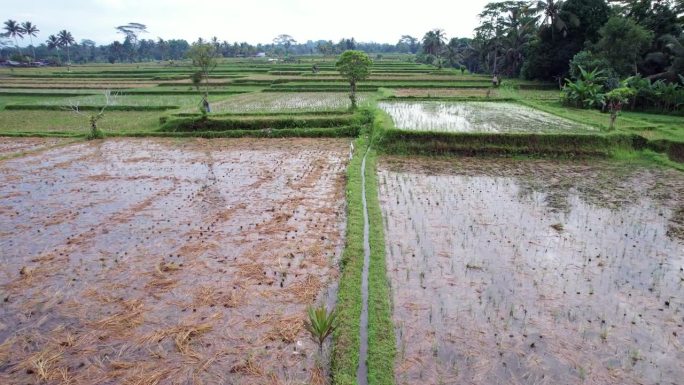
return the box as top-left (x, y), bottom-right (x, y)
top-left (29, 36), bottom-right (36, 62)
top-left (14, 36), bottom-right (22, 57)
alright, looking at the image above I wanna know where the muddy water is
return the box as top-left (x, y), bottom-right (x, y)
top-left (378, 157), bottom-right (684, 385)
top-left (379, 101), bottom-right (594, 133)
top-left (0, 138), bottom-right (349, 384)
top-left (0, 137), bottom-right (71, 158)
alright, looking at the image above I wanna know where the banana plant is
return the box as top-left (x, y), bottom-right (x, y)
top-left (561, 66), bottom-right (606, 108)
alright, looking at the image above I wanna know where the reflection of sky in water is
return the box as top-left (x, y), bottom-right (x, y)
top-left (379, 101), bottom-right (595, 132)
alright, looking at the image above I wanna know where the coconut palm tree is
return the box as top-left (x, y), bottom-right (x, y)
top-left (529, 0), bottom-right (578, 38)
top-left (21, 21), bottom-right (39, 62)
top-left (46, 34), bottom-right (61, 62)
top-left (422, 29), bottom-right (446, 56)
top-left (502, 4), bottom-right (539, 76)
top-left (57, 30), bottom-right (75, 66)
top-left (3, 19), bottom-right (25, 56)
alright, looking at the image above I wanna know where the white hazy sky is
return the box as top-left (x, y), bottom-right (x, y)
top-left (4, 0), bottom-right (493, 45)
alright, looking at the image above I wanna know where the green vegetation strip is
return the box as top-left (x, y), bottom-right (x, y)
top-left (364, 145), bottom-right (396, 385)
top-left (159, 116), bottom-right (359, 132)
top-left (117, 90), bottom-right (248, 96)
top-left (5, 105), bottom-right (177, 111)
top-left (0, 91), bottom-right (97, 97)
top-left (110, 126), bottom-right (360, 138)
top-left (332, 135), bottom-right (365, 385)
top-left (332, 112), bottom-right (396, 385)
top-left (375, 129), bottom-right (639, 156)
top-left (379, 96), bottom-right (514, 102)
top-left (170, 110), bottom-right (352, 118)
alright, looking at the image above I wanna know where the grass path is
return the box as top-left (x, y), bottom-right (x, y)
top-left (357, 146), bottom-right (371, 385)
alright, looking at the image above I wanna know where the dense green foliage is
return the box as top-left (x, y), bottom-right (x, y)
top-left (465, 0), bottom-right (683, 93)
top-left (594, 17), bottom-right (653, 77)
top-left (336, 50), bottom-right (373, 109)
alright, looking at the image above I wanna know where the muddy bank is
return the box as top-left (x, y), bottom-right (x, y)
top-left (0, 138), bottom-right (349, 384)
top-left (378, 157), bottom-right (684, 385)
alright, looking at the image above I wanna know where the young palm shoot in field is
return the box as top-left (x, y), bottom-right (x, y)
top-left (335, 50), bottom-right (372, 110)
top-left (306, 305), bottom-right (337, 354)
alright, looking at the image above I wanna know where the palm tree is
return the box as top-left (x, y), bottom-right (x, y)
top-left (422, 29), bottom-right (446, 56)
top-left (57, 30), bottom-right (75, 66)
top-left (502, 5), bottom-right (539, 76)
top-left (21, 21), bottom-right (39, 62)
top-left (529, 0), bottom-right (577, 38)
top-left (46, 35), bottom-right (61, 62)
top-left (3, 19), bottom-right (25, 56)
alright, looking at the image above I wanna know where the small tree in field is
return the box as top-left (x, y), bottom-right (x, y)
top-left (604, 87), bottom-right (635, 130)
top-left (335, 50), bottom-right (372, 110)
top-left (186, 42), bottom-right (218, 94)
top-left (71, 90), bottom-right (117, 140)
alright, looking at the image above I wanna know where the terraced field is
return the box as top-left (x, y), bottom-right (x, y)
top-left (1, 58), bottom-right (683, 385)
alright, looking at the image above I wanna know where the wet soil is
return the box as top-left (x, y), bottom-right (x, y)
top-left (0, 138), bottom-right (349, 384)
top-left (378, 156), bottom-right (684, 385)
top-left (0, 137), bottom-right (70, 158)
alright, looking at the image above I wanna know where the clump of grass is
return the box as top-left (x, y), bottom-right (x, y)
top-left (551, 223), bottom-right (564, 231)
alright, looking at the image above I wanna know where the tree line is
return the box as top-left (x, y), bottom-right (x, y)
top-left (463, 0), bottom-right (683, 82)
top-left (1, 21), bottom-right (433, 64)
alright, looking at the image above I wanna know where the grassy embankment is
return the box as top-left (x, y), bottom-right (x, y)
top-left (332, 117), bottom-right (395, 385)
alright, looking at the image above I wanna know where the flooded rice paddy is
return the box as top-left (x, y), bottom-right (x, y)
top-left (378, 157), bottom-right (684, 385)
top-left (379, 101), bottom-right (594, 133)
top-left (210, 92), bottom-right (372, 113)
top-left (0, 138), bottom-right (349, 384)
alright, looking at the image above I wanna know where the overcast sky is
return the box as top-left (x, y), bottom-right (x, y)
top-left (4, 0), bottom-right (493, 46)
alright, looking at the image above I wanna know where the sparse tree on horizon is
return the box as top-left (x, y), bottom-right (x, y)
top-left (21, 21), bottom-right (39, 62)
top-left (3, 19), bottom-right (24, 57)
top-left (58, 30), bottom-right (75, 68)
top-left (187, 40), bottom-right (218, 94)
top-left (273, 34), bottom-right (296, 56)
top-left (46, 34), bottom-right (61, 62)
